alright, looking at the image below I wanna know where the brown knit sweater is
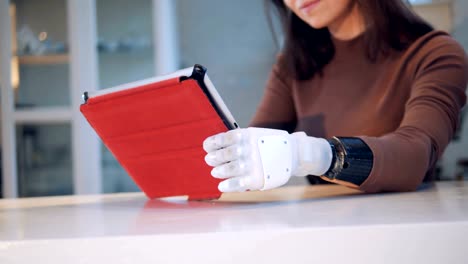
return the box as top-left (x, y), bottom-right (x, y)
top-left (250, 31), bottom-right (468, 193)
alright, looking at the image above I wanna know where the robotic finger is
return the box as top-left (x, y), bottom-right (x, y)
top-left (203, 129), bottom-right (244, 152)
top-left (211, 159), bottom-right (250, 179)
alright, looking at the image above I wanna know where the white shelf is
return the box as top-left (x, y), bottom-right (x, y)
top-left (410, 0), bottom-right (452, 7)
top-left (18, 54), bottom-right (69, 65)
top-left (1, 0), bottom-right (177, 198)
top-left (412, 0), bottom-right (453, 32)
top-left (13, 106), bottom-right (72, 124)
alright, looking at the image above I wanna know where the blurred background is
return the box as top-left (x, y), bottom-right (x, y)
top-left (0, 0), bottom-right (467, 198)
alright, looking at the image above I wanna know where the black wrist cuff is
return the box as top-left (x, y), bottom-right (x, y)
top-left (324, 137), bottom-right (373, 186)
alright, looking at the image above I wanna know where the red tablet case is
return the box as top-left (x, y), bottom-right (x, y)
top-left (80, 66), bottom-right (231, 200)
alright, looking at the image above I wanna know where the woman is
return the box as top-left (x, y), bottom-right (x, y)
top-left (203, 0), bottom-right (468, 193)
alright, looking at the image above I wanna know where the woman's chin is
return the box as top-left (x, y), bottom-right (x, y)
top-left (303, 18), bottom-right (329, 29)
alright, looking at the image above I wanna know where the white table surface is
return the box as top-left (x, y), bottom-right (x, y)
top-left (1, 181), bottom-right (467, 264)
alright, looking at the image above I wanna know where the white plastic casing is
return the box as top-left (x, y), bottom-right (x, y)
top-left (242, 128), bottom-right (292, 191)
top-left (291, 132), bottom-right (333, 177)
top-left (242, 128), bottom-right (332, 191)
top-left (257, 135), bottom-right (293, 190)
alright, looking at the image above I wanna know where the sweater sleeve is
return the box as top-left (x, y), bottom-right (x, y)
top-left (249, 62), bottom-right (297, 133)
top-left (358, 36), bottom-right (468, 193)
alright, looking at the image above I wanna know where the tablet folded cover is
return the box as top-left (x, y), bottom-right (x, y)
top-left (80, 76), bottom-right (227, 200)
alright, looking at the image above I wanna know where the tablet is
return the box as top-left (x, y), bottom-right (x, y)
top-left (80, 65), bottom-right (238, 200)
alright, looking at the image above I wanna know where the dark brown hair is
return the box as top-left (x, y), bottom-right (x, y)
top-left (268, 0), bottom-right (434, 80)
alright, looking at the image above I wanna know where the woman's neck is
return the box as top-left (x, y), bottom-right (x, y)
top-left (328, 3), bottom-right (366, 40)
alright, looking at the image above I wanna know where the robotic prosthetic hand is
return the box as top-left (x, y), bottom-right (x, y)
top-left (203, 127), bottom-right (333, 192)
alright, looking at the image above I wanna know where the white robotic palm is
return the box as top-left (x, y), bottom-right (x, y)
top-left (203, 127), bottom-right (333, 192)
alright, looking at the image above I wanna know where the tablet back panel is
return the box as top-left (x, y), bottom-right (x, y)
top-left (80, 76), bottom-right (227, 200)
